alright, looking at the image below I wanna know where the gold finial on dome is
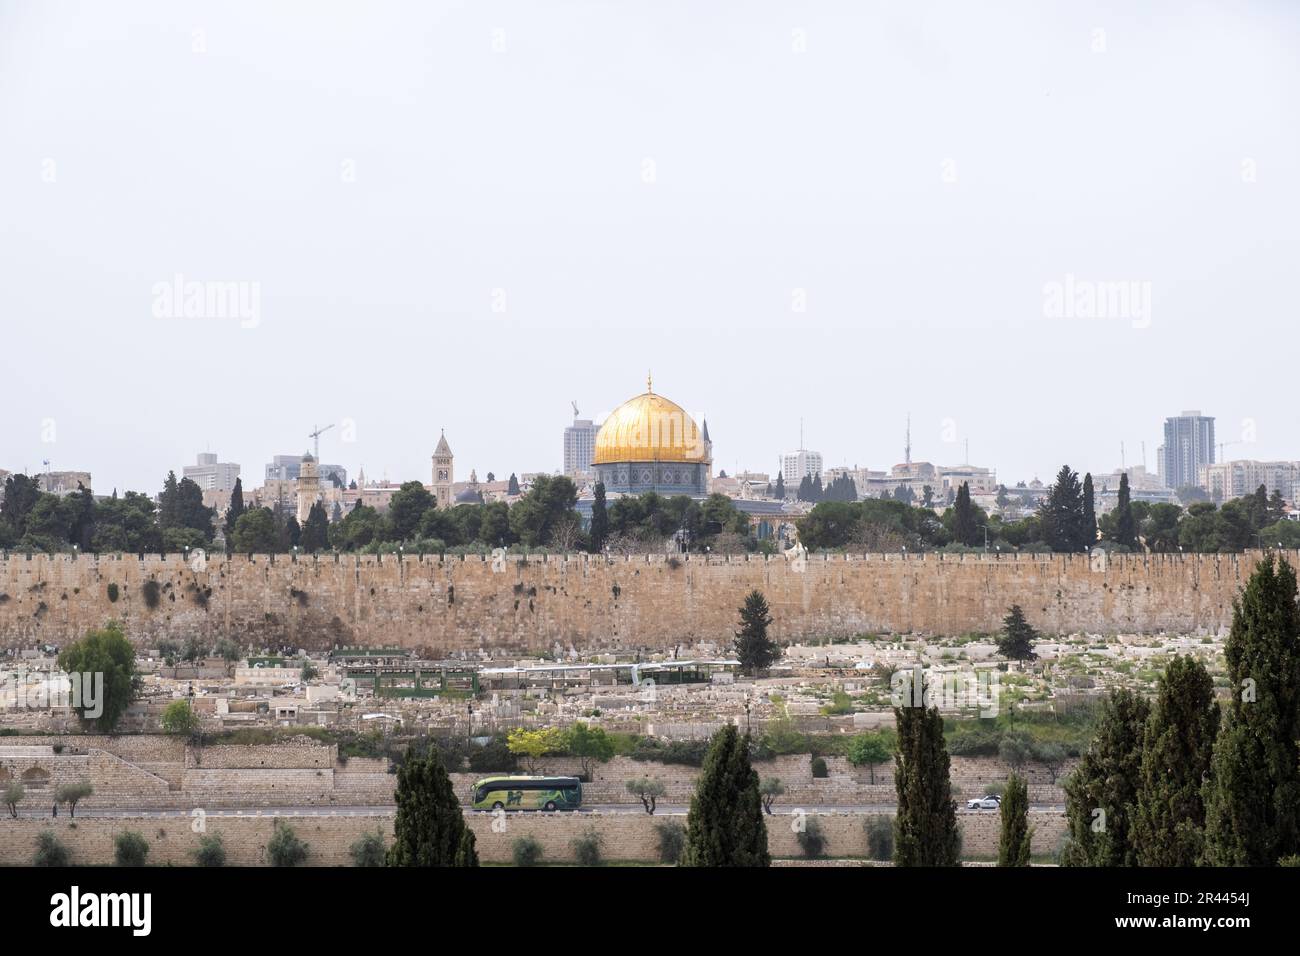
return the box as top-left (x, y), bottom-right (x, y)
top-left (646, 370), bottom-right (653, 394)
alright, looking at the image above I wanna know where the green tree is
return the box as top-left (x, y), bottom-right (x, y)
top-left (300, 500), bottom-right (330, 553)
top-left (266, 820), bottom-right (309, 866)
top-left (680, 725), bottom-right (770, 867)
top-left (388, 481), bottom-right (435, 542)
top-left (193, 832), bottom-right (226, 866)
top-left (350, 829), bottom-right (387, 867)
top-left (509, 475), bottom-right (579, 547)
top-left (232, 508), bottom-right (278, 553)
top-left (1061, 688), bottom-right (1149, 866)
top-left (57, 622), bottom-right (137, 731)
top-left (1203, 555), bottom-right (1300, 865)
top-left (1132, 655), bottom-right (1219, 866)
top-left (1040, 464), bottom-right (1086, 553)
top-left (734, 590), bottom-right (780, 675)
top-left (589, 482), bottom-right (609, 553)
top-left (1114, 472), bottom-right (1137, 549)
top-left (114, 830), bottom-right (150, 866)
top-left (33, 831), bottom-right (70, 867)
top-left (626, 778), bottom-right (666, 814)
top-left (160, 699), bottom-right (200, 738)
top-left (223, 477), bottom-right (246, 546)
top-left (387, 746), bottom-right (478, 866)
top-left (847, 730), bottom-right (894, 785)
top-left (893, 704), bottom-right (960, 866)
top-left (55, 781), bottom-right (93, 818)
top-left (951, 481), bottom-right (979, 547)
top-left (4, 781), bottom-right (24, 818)
top-left (997, 773), bottom-right (1033, 866)
top-left (997, 605), bottom-right (1038, 661)
top-left (758, 777), bottom-right (785, 814)
top-left (564, 722), bottom-right (614, 780)
top-left (506, 727), bottom-right (565, 774)
top-left (773, 471), bottom-right (785, 500)
top-left (1081, 473), bottom-right (1097, 546)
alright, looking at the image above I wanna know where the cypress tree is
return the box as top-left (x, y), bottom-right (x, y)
top-left (300, 501), bottom-right (330, 553)
top-left (1114, 473), bottom-right (1137, 549)
top-left (224, 477), bottom-right (245, 545)
top-left (589, 482), bottom-right (609, 553)
top-left (733, 590), bottom-right (780, 675)
top-left (680, 725), bottom-right (770, 867)
top-left (1203, 555), bottom-right (1300, 865)
top-left (1081, 472), bottom-right (1097, 546)
top-left (1132, 655), bottom-right (1219, 866)
top-left (893, 704), bottom-right (961, 866)
top-left (774, 471), bottom-right (785, 500)
top-left (997, 605), bottom-right (1038, 661)
top-left (387, 746), bottom-right (479, 866)
top-left (507, 473), bottom-right (520, 496)
top-left (952, 481), bottom-right (978, 546)
top-left (1061, 688), bottom-right (1149, 866)
top-left (997, 772), bottom-right (1032, 866)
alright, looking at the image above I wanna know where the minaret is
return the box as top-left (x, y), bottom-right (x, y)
top-left (296, 451), bottom-right (320, 524)
top-left (432, 430), bottom-right (453, 508)
top-left (701, 416), bottom-right (713, 492)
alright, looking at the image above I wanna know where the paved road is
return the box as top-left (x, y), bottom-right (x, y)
top-left (13, 802), bottom-right (1065, 820)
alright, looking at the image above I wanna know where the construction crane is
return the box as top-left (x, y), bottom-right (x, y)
top-left (1218, 439), bottom-right (1243, 462)
top-left (308, 423), bottom-right (335, 460)
top-left (571, 401), bottom-right (579, 418)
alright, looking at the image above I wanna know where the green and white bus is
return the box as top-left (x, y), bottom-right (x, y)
top-left (470, 776), bottom-right (582, 812)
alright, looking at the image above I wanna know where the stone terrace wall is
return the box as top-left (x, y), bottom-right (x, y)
top-left (0, 550), bottom-right (1277, 653)
top-left (0, 809), bottom-right (1066, 866)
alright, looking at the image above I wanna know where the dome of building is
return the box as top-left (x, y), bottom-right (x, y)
top-left (594, 378), bottom-right (706, 465)
top-left (590, 376), bottom-right (713, 498)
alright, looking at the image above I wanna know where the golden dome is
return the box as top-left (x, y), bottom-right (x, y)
top-left (594, 380), bottom-right (708, 465)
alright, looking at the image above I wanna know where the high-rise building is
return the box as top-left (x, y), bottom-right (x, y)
top-left (183, 452), bottom-right (240, 493)
top-left (564, 416), bottom-right (597, 478)
top-left (779, 449), bottom-right (823, 483)
top-left (1158, 411), bottom-right (1215, 492)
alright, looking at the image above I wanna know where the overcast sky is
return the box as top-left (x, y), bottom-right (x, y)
top-left (2, 0), bottom-right (1298, 494)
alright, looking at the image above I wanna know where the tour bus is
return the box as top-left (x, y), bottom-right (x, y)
top-left (470, 775), bottom-right (583, 812)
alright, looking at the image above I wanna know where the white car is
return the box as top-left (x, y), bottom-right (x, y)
top-left (966, 795), bottom-right (1001, 810)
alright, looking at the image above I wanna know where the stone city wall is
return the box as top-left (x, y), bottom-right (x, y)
top-left (0, 808), bottom-right (1066, 866)
top-left (0, 550), bottom-right (1280, 654)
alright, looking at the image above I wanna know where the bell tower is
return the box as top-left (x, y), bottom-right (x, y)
top-left (432, 430), bottom-right (453, 508)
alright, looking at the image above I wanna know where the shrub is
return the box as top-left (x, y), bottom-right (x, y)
top-left (511, 835), bottom-right (544, 867)
top-left (655, 821), bottom-right (687, 864)
top-left (467, 734), bottom-right (518, 773)
top-left (1280, 855), bottom-right (1300, 867)
top-left (349, 829), bottom-right (386, 867)
top-left (142, 579), bottom-right (161, 609)
top-left (864, 815), bottom-right (895, 861)
top-left (571, 828), bottom-right (604, 866)
top-left (796, 817), bottom-right (827, 858)
top-left (266, 820), bottom-right (309, 867)
top-left (810, 756), bottom-right (828, 779)
top-left (194, 833), bottom-right (227, 867)
top-left (114, 830), bottom-right (150, 866)
top-left (34, 830), bottom-right (70, 867)
top-left (106, 582), bottom-right (119, 602)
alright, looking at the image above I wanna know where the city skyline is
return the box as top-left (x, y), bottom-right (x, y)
top-left (5, 1), bottom-right (1298, 493)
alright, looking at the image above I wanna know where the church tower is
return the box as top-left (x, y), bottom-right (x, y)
top-left (432, 431), bottom-right (453, 508)
top-left (296, 451), bottom-right (320, 524)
